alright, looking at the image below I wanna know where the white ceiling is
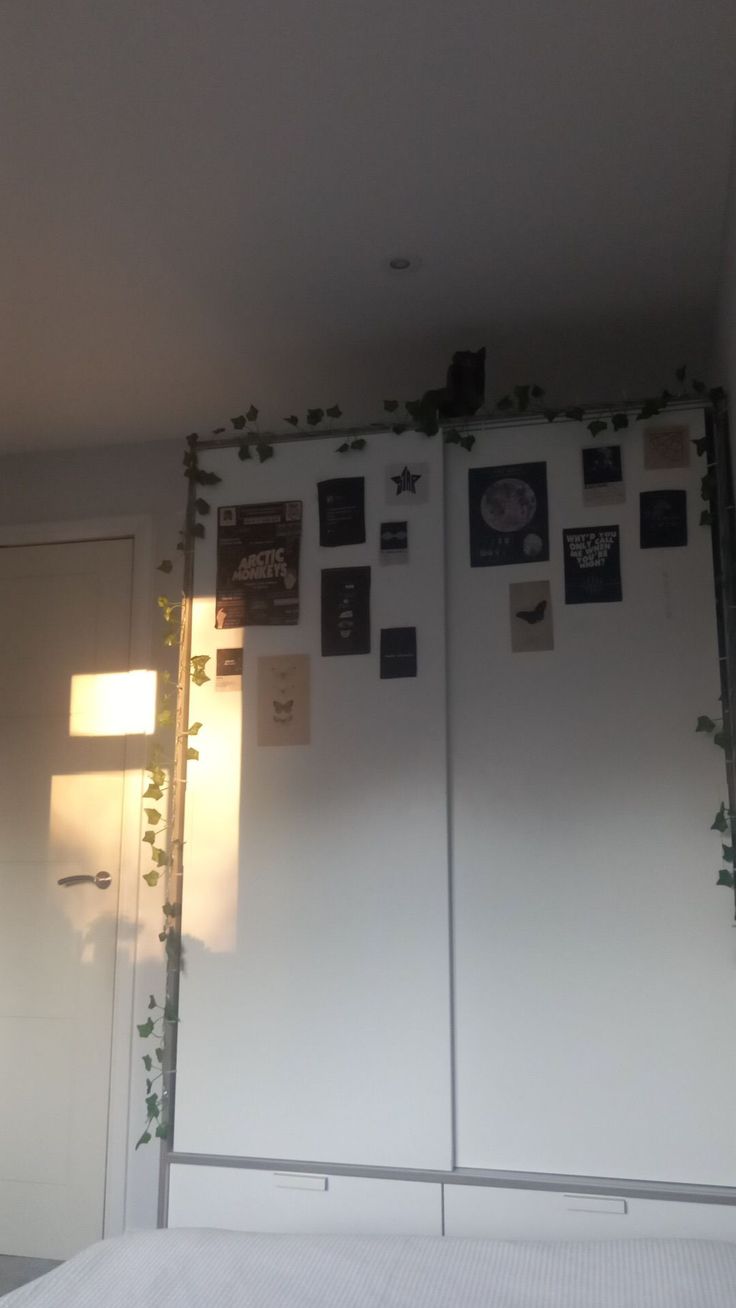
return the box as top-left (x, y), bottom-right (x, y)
top-left (2, 0), bottom-right (736, 452)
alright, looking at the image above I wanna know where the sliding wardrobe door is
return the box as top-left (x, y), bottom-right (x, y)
top-left (446, 409), bottom-right (736, 1184)
top-left (174, 430), bottom-right (452, 1169)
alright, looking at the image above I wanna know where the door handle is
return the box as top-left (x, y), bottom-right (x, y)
top-left (57, 871), bottom-right (112, 890)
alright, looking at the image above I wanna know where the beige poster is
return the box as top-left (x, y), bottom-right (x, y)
top-left (509, 581), bottom-right (554, 653)
top-left (257, 654), bottom-right (310, 746)
top-left (644, 425), bottom-right (690, 470)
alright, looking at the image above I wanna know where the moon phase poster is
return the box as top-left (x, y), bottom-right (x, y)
top-left (468, 462), bottom-right (549, 567)
top-left (216, 501), bottom-right (302, 628)
top-left (321, 566), bottom-right (371, 656)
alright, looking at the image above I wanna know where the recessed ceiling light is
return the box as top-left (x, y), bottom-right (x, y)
top-left (388, 256), bottom-right (413, 271)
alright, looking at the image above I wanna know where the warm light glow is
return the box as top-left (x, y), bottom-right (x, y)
top-left (69, 670), bottom-right (157, 737)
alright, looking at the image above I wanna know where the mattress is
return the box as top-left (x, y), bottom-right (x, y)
top-left (4, 1228), bottom-right (736, 1307)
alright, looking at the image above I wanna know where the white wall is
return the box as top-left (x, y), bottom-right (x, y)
top-left (0, 437), bottom-right (184, 1234)
top-left (715, 109), bottom-right (736, 463)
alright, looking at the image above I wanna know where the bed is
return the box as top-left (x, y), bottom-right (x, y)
top-left (4, 1229), bottom-right (736, 1306)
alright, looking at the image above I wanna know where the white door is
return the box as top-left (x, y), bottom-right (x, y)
top-left (0, 537), bottom-right (136, 1260)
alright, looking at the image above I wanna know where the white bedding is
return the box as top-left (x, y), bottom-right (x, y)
top-left (4, 1229), bottom-right (736, 1307)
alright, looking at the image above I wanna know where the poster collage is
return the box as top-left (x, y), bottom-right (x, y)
top-left (213, 426), bottom-right (691, 743)
top-left (214, 463), bottom-right (427, 746)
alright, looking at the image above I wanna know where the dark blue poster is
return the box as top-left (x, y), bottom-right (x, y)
top-left (468, 462), bottom-right (549, 567)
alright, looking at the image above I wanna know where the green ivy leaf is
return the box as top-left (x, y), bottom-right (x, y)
top-left (145, 1093), bottom-right (160, 1118)
top-left (156, 559), bottom-right (173, 573)
top-left (238, 442), bottom-right (252, 461)
top-left (163, 901), bottom-right (179, 917)
top-left (701, 471), bottom-right (716, 501)
top-left (137, 1018), bottom-right (154, 1038)
top-left (693, 435), bottom-right (709, 457)
top-left (192, 523), bottom-right (205, 539)
top-left (285, 415), bottom-right (299, 426)
top-left (190, 655), bottom-right (211, 687)
top-left (307, 408), bottom-right (324, 426)
top-left (257, 442), bottom-right (274, 463)
top-left (155, 1046), bottom-right (164, 1064)
top-left (383, 400), bottom-right (399, 412)
top-left (155, 1122), bottom-right (169, 1139)
top-left (459, 434), bottom-right (476, 451)
top-left (163, 629), bottom-right (180, 647)
top-left (326, 405), bottom-right (342, 419)
top-left (696, 715), bottom-right (716, 733)
top-left (714, 730), bottom-right (728, 750)
top-left (246, 404), bottom-right (259, 423)
top-left (392, 423), bottom-right (408, 435)
top-left (151, 848), bottom-right (170, 867)
top-left (187, 722), bottom-right (203, 736)
top-left (149, 765), bottom-right (166, 787)
top-left (709, 386), bottom-right (726, 406)
top-left (143, 870), bottom-right (160, 887)
top-left (711, 804), bottom-right (729, 833)
top-left (142, 1053), bottom-right (153, 1070)
top-left (611, 413), bottom-right (629, 431)
top-left (587, 419), bottom-right (608, 437)
top-left (530, 384), bottom-right (544, 399)
top-left (637, 399), bottom-right (662, 420)
top-left (158, 930), bottom-right (167, 942)
top-left (194, 498), bottom-right (210, 515)
top-left (146, 1078), bottom-right (153, 1094)
top-left (135, 1130), bottom-right (152, 1150)
top-left (148, 994), bottom-right (158, 1010)
top-left (142, 830), bottom-right (157, 845)
top-left (336, 442), bottom-right (350, 453)
top-left (565, 406), bottom-right (584, 422)
top-left (717, 869), bottom-right (734, 888)
top-left (700, 510), bottom-right (713, 527)
top-left (543, 409), bottom-right (560, 423)
top-left (157, 709), bottom-right (173, 728)
top-left (164, 1001), bottom-right (179, 1023)
top-left (143, 783), bottom-right (163, 801)
top-left (186, 746), bottom-right (199, 761)
top-left (195, 469), bottom-right (222, 486)
top-left (444, 428), bottom-right (461, 445)
top-left (350, 438), bottom-right (366, 450)
top-left (722, 845), bottom-right (734, 864)
top-left (231, 414), bottom-right (246, 430)
top-left (212, 427), bottom-right (226, 435)
top-left (144, 808), bottom-right (162, 825)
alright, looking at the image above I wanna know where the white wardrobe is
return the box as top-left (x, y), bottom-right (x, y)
top-left (167, 407), bottom-right (736, 1238)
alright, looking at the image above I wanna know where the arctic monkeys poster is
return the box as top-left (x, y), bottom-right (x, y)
top-left (216, 501), bottom-right (302, 627)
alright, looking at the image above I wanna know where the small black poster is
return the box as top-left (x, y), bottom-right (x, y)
top-left (640, 490), bottom-right (688, 549)
top-left (216, 501), bottom-right (302, 628)
top-left (321, 567), bottom-right (371, 656)
top-left (216, 648), bottom-right (243, 678)
top-left (582, 445), bottom-right (624, 507)
top-left (380, 627), bottom-right (417, 679)
top-left (318, 478), bottom-right (366, 547)
top-left (380, 521), bottom-right (408, 554)
top-left (563, 525), bottom-right (622, 604)
top-left (468, 462), bottom-right (549, 567)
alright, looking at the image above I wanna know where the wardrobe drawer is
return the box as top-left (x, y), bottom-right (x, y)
top-left (443, 1183), bottom-right (736, 1240)
top-left (168, 1164), bottom-right (442, 1235)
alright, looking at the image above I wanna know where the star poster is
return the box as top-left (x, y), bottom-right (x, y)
top-left (468, 462), bottom-right (549, 567)
top-left (385, 463), bottom-right (429, 505)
